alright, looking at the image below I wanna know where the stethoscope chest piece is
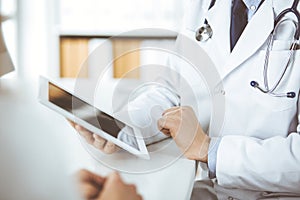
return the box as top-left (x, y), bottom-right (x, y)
top-left (195, 23), bottom-right (213, 42)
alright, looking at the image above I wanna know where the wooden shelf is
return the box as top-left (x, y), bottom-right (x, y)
top-left (59, 31), bottom-right (177, 79)
top-left (59, 29), bottom-right (178, 40)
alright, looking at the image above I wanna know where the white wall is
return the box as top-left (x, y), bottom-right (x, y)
top-left (17, 0), bottom-right (59, 79)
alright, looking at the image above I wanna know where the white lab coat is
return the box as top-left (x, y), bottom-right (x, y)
top-left (127, 0), bottom-right (300, 199)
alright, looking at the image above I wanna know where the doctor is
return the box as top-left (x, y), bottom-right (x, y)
top-left (73, 0), bottom-right (300, 199)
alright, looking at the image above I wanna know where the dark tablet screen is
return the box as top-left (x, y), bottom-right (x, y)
top-left (48, 82), bottom-right (126, 138)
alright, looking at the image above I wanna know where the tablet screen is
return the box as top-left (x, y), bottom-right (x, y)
top-left (48, 82), bottom-right (129, 139)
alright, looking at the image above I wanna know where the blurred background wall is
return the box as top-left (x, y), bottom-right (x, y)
top-left (0, 1), bottom-right (186, 198)
top-left (2, 0), bottom-right (184, 80)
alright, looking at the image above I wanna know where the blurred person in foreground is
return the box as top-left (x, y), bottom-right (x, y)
top-left (75, 169), bottom-right (142, 200)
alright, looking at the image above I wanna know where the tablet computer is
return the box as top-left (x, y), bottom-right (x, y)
top-left (38, 76), bottom-right (149, 159)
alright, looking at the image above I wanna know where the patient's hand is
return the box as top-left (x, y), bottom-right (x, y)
top-left (68, 120), bottom-right (119, 154)
top-left (75, 169), bottom-right (105, 199)
top-left (75, 169), bottom-right (143, 200)
top-left (99, 172), bottom-right (142, 200)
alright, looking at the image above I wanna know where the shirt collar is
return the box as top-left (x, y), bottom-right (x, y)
top-left (242, 0), bottom-right (262, 11)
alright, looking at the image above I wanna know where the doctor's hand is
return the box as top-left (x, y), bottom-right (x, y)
top-left (75, 169), bottom-right (143, 200)
top-left (68, 120), bottom-right (120, 154)
top-left (157, 106), bottom-right (210, 162)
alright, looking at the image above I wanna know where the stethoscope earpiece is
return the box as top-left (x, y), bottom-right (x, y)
top-left (287, 92), bottom-right (296, 98)
top-left (250, 81), bottom-right (296, 98)
top-left (250, 81), bottom-right (259, 88)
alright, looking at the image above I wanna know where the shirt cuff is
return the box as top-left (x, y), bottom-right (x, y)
top-left (208, 137), bottom-right (221, 178)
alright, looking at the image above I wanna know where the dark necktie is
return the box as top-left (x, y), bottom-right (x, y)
top-left (230, 0), bottom-right (248, 51)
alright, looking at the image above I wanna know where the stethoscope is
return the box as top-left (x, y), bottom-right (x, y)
top-left (195, 0), bottom-right (216, 42)
top-left (195, 0), bottom-right (300, 98)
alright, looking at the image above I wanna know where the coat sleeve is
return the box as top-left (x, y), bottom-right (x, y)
top-left (216, 94), bottom-right (300, 193)
top-left (117, 52), bottom-right (182, 145)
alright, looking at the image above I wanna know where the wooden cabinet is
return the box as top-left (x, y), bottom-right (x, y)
top-left (60, 38), bottom-right (89, 78)
top-left (112, 39), bottom-right (140, 79)
top-left (59, 34), bottom-right (176, 79)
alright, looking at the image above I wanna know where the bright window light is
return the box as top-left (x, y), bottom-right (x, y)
top-left (60, 0), bottom-right (184, 33)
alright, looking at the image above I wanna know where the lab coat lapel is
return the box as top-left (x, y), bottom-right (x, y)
top-left (223, 0), bottom-right (274, 80)
top-left (206, 0), bottom-right (232, 71)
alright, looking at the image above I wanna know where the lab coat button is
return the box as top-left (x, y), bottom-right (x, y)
top-left (227, 197), bottom-right (234, 200)
top-left (250, 5), bottom-right (256, 11)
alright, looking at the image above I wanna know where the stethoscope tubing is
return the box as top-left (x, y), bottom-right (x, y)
top-left (263, 19), bottom-right (298, 93)
top-left (273, 0), bottom-right (300, 39)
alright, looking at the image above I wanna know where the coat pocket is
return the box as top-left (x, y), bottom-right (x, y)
top-left (250, 47), bottom-right (300, 112)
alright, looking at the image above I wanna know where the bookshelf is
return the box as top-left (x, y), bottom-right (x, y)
top-left (59, 31), bottom-right (177, 79)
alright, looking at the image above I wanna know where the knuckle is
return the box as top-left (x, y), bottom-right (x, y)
top-left (77, 169), bottom-right (85, 175)
top-left (103, 148), bottom-right (110, 154)
top-left (75, 125), bottom-right (84, 131)
top-left (104, 150), bottom-right (112, 154)
top-left (93, 134), bottom-right (104, 141)
top-left (158, 118), bottom-right (165, 127)
top-left (93, 143), bottom-right (104, 150)
top-left (77, 169), bottom-right (89, 178)
top-left (103, 146), bottom-right (114, 154)
top-left (115, 146), bottom-right (121, 151)
top-left (106, 142), bottom-right (115, 147)
top-left (110, 172), bottom-right (121, 182)
top-left (96, 139), bottom-right (106, 146)
top-left (84, 136), bottom-right (94, 145)
top-left (157, 120), bottom-right (162, 128)
top-left (128, 184), bottom-right (137, 191)
top-left (80, 130), bottom-right (92, 137)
